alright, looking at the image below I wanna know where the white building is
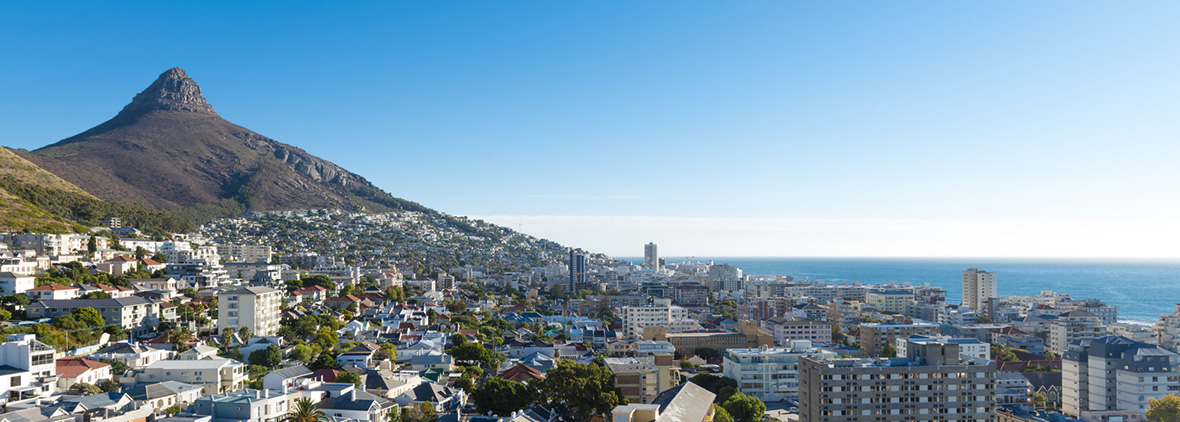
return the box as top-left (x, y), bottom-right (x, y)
top-left (896, 335), bottom-right (990, 361)
top-left (722, 342), bottom-right (836, 402)
top-left (621, 298), bottom-right (690, 339)
top-left (122, 358), bottom-right (247, 396)
top-left (218, 286), bottom-right (283, 337)
top-left (1049, 310), bottom-right (1105, 355)
top-left (0, 272), bottom-right (34, 296)
top-left (1062, 336), bottom-right (1179, 421)
top-left (0, 334), bottom-right (57, 404)
top-left (24, 283), bottom-right (80, 301)
top-left (962, 268), bottom-right (997, 312)
top-left (1154, 304), bottom-right (1180, 351)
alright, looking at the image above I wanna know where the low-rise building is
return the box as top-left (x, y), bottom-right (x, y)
top-left (122, 358), bottom-right (247, 396)
top-left (55, 357), bottom-right (112, 389)
top-left (188, 388), bottom-right (294, 422)
top-left (897, 335), bottom-right (990, 361)
top-left (761, 317), bottom-right (833, 346)
top-left (865, 290), bottom-right (915, 314)
top-left (0, 272), bottom-right (34, 296)
top-left (26, 297), bottom-right (160, 338)
top-left (605, 354), bottom-right (678, 405)
top-left (25, 284), bottom-right (80, 301)
top-left (610, 381), bottom-right (716, 422)
top-left (89, 343), bottom-right (174, 369)
top-left (0, 334), bottom-right (58, 404)
top-left (643, 321), bottom-right (774, 355)
top-left (722, 342), bottom-right (836, 402)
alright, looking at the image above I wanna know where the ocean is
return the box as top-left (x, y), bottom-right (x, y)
top-left (618, 257), bottom-right (1180, 324)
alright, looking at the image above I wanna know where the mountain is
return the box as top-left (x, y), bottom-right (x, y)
top-left (0, 147), bottom-right (92, 233)
top-left (22, 68), bottom-right (425, 219)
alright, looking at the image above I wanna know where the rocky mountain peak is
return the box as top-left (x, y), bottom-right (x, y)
top-left (117, 67), bottom-right (217, 116)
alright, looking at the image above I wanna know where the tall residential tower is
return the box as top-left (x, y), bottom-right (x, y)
top-left (643, 242), bottom-right (660, 271)
top-left (569, 251), bottom-right (586, 291)
top-left (962, 268), bottom-right (996, 312)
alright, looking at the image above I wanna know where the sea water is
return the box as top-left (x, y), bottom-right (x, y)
top-left (619, 257), bottom-right (1180, 324)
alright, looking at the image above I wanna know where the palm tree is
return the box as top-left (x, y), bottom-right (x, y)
top-left (283, 398), bottom-right (325, 422)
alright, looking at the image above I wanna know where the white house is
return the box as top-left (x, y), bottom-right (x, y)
top-left (56, 357), bottom-right (112, 389)
top-left (0, 272), bottom-right (34, 296)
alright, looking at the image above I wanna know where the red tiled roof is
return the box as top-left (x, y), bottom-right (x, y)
top-left (139, 258), bottom-right (163, 266)
top-left (312, 369), bottom-right (339, 382)
top-left (27, 284), bottom-right (79, 291)
top-left (298, 286), bottom-right (327, 292)
top-left (500, 364), bottom-right (544, 382)
top-left (325, 295), bottom-right (361, 302)
top-left (56, 357), bottom-right (110, 379)
top-left (105, 256), bottom-right (136, 263)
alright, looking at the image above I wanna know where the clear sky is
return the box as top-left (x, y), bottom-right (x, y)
top-left (2, 2), bottom-right (1179, 257)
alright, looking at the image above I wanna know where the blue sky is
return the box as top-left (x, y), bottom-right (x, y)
top-left (2, 2), bottom-right (1179, 257)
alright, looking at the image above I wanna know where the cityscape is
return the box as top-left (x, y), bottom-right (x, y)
top-left (2, 2), bottom-right (1179, 422)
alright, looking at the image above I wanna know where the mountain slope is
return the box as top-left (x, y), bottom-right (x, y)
top-left (0, 147), bottom-right (92, 233)
top-left (23, 68), bottom-right (425, 219)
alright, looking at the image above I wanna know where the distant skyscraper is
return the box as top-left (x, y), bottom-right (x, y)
top-left (643, 242), bottom-right (659, 271)
top-left (568, 251), bottom-right (586, 291)
top-left (962, 268), bottom-right (997, 312)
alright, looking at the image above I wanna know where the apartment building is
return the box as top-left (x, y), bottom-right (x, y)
top-left (799, 341), bottom-right (997, 422)
top-left (1048, 310), bottom-right (1104, 355)
top-left (761, 316), bottom-right (834, 346)
top-left (722, 342), bottom-right (836, 402)
top-left (189, 388), bottom-right (293, 422)
top-left (1154, 304), bottom-right (1180, 352)
top-left (218, 286), bottom-right (283, 337)
top-left (1062, 336), bottom-right (1180, 422)
top-left (25, 284), bottom-right (80, 301)
top-left (858, 321), bottom-right (940, 357)
top-left (215, 243), bottom-right (273, 263)
top-left (605, 354), bottom-right (678, 405)
top-left (866, 290), bottom-right (915, 314)
top-left (962, 268), bottom-right (997, 313)
top-left (621, 298), bottom-right (690, 339)
top-left (122, 358), bottom-right (247, 396)
top-left (26, 297), bottom-right (160, 338)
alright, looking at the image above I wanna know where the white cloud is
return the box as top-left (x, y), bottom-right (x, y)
top-left (465, 215), bottom-right (1180, 258)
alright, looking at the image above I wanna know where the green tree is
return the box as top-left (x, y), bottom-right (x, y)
top-left (87, 236), bottom-right (97, 254)
top-left (473, 377), bottom-right (538, 415)
top-left (290, 344), bottom-right (314, 365)
top-left (311, 354), bottom-right (339, 370)
top-left (722, 393), bottom-right (766, 422)
top-left (0, 309), bottom-right (10, 321)
top-left (71, 307), bottom-right (105, 327)
top-left (695, 348), bottom-right (721, 359)
top-left (80, 291), bottom-right (112, 299)
top-left (98, 379), bottom-right (121, 393)
top-left (283, 398), bottom-right (327, 422)
top-left (239, 326), bottom-right (252, 339)
top-left (70, 382), bottom-right (102, 396)
top-left (164, 405), bottom-right (181, 416)
top-left (831, 324), bottom-right (846, 344)
top-left (1148, 395), bottom-right (1180, 422)
top-left (539, 360), bottom-right (624, 421)
top-left (1034, 392), bottom-right (1048, 409)
top-left (454, 375), bottom-right (474, 393)
top-left (336, 372), bottom-right (363, 388)
top-left (249, 345), bottom-right (283, 368)
top-left (880, 343), bottom-right (898, 358)
top-left (712, 404), bottom-right (734, 422)
top-left (99, 359), bottom-right (130, 376)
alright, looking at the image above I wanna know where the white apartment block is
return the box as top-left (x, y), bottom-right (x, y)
top-left (1154, 304), bottom-right (1180, 352)
top-left (219, 286), bottom-right (283, 337)
top-left (896, 335), bottom-right (991, 361)
top-left (26, 297), bottom-right (160, 338)
top-left (723, 342), bottom-right (836, 402)
top-left (760, 317), bottom-right (833, 346)
top-left (215, 244), bottom-right (273, 263)
top-left (1049, 310), bottom-right (1105, 355)
top-left (865, 290), bottom-right (914, 314)
top-left (1063, 336), bottom-right (1180, 421)
top-left (962, 268), bottom-right (997, 312)
top-left (0, 272), bottom-right (34, 295)
top-left (621, 298), bottom-right (690, 339)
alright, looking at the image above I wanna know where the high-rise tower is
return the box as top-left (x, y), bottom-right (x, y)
top-left (643, 242), bottom-right (660, 271)
top-left (962, 268), bottom-right (997, 312)
top-left (569, 251), bottom-right (586, 291)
